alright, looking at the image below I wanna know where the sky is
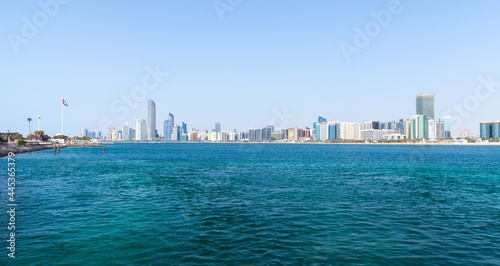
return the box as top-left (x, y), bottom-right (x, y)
top-left (1, 0), bottom-right (500, 137)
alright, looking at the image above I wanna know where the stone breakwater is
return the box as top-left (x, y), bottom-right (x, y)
top-left (0, 143), bottom-right (65, 157)
top-left (0, 143), bottom-right (103, 157)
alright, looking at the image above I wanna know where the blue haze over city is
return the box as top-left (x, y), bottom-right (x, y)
top-left (2, 0), bottom-right (500, 136)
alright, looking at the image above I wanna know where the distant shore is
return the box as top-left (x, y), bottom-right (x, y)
top-left (0, 143), bottom-right (103, 157)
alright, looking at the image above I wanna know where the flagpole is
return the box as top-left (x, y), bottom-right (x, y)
top-left (61, 100), bottom-right (64, 135)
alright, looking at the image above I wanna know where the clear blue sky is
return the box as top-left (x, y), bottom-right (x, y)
top-left (2, 0), bottom-right (500, 136)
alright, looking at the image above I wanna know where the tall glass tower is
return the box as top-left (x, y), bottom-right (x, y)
top-left (147, 99), bottom-right (156, 140)
top-left (163, 113), bottom-right (174, 141)
top-left (416, 93), bottom-right (435, 120)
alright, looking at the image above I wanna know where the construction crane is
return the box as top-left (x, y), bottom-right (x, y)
top-left (463, 128), bottom-right (479, 139)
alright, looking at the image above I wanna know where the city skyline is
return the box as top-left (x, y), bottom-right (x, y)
top-left (73, 93), bottom-right (488, 142)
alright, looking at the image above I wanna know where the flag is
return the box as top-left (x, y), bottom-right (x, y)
top-left (63, 99), bottom-right (68, 106)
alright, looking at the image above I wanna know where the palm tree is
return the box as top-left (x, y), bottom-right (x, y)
top-left (27, 117), bottom-right (32, 136)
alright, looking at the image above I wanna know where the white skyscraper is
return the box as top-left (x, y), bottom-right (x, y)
top-left (136, 119), bottom-right (147, 141)
top-left (428, 119), bottom-right (436, 140)
top-left (147, 99), bottom-right (156, 140)
top-left (123, 122), bottom-right (129, 141)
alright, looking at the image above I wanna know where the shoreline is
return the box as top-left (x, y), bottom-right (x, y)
top-left (0, 143), bottom-right (103, 158)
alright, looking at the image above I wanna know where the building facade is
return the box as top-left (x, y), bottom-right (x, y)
top-left (416, 93), bottom-right (435, 120)
top-left (147, 99), bottom-right (156, 140)
top-left (136, 119), bottom-right (147, 141)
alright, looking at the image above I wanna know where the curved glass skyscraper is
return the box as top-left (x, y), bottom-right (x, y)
top-left (147, 99), bottom-right (156, 140)
top-left (164, 113), bottom-right (174, 141)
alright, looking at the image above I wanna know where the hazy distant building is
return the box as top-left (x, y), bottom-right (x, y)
top-left (107, 125), bottom-right (115, 140)
top-left (318, 116), bottom-right (327, 123)
top-left (129, 128), bottom-right (136, 140)
top-left (147, 99), bottom-right (156, 140)
top-left (361, 129), bottom-right (396, 141)
top-left (440, 116), bottom-right (452, 138)
top-left (190, 131), bottom-right (198, 141)
top-left (427, 119), bottom-right (436, 140)
top-left (360, 121), bottom-right (380, 130)
top-left (136, 119), bottom-right (147, 141)
top-left (436, 121), bottom-right (445, 139)
top-left (404, 119), bottom-right (412, 139)
top-left (123, 122), bottom-right (129, 141)
top-left (396, 119), bottom-right (405, 135)
top-left (328, 121), bottom-right (340, 140)
top-left (80, 128), bottom-right (87, 138)
top-left (416, 93), bottom-right (435, 120)
top-left (255, 128), bottom-right (263, 141)
top-left (319, 123), bottom-right (328, 141)
top-left (180, 121), bottom-right (187, 141)
top-left (215, 122), bottom-right (221, 134)
top-left (172, 125), bottom-right (180, 141)
top-left (341, 122), bottom-right (361, 140)
top-left (272, 131), bottom-right (283, 141)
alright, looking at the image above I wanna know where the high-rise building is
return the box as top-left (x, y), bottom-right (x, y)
top-left (172, 125), bottom-right (180, 141)
top-left (136, 119), bottom-right (147, 141)
top-left (123, 122), bottom-right (129, 141)
top-left (80, 128), bottom-right (87, 138)
top-left (493, 122), bottom-right (500, 139)
top-left (314, 123), bottom-right (321, 140)
top-left (440, 116), bottom-right (452, 138)
top-left (341, 122), bottom-right (361, 140)
top-left (396, 119), bottom-right (405, 135)
top-left (262, 126), bottom-right (273, 141)
top-left (215, 122), bottom-right (221, 134)
top-left (411, 115), bottom-right (428, 139)
top-left (190, 131), bottom-right (198, 141)
top-left (328, 121), bottom-right (340, 140)
top-left (107, 125), bottom-right (115, 140)
top-left (318, 116), bottom-right (327, 123)
top-left (319, 122), bottom-right (328, 141)
top-left (427, 119), bottom-right (436, 140)
top-left (180, 121), bottom-right (187, 141)
top-left (436, 121), bottom-right (445, 139)
top-left (129, 128), bottom-right (136, 140)
top-left (147, 99), bottom-right (156, 140)
top-left (416, 93), bottom-right (435, 120)
top-left (163, 113), bottom-right (174, 141)
top-left (480, 122), bottom-right (492, 139)
top-left (480, 122), bottom-right (500, 139)
top-left (255, 128), bottom-right (263, 141)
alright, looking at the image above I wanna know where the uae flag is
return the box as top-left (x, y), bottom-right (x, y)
top-left (63, 99), bottom-right (68, 106)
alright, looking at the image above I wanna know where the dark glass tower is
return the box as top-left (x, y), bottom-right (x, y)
top-left (416, 93), bottom-right (435, 120)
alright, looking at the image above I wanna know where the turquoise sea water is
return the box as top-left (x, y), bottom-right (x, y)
top-left (1, 143), bottom-right (499, 265)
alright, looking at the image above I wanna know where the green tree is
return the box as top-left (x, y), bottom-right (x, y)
top-left (17, 139), bottom-right (26, 146)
